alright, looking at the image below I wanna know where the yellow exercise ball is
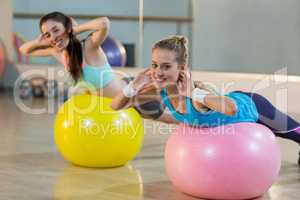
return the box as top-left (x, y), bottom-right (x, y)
top-left (54, 95), bottom-right (144, 168)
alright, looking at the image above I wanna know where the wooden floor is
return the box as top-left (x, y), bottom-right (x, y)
top-left (0, 91), bottom-right (299, 200)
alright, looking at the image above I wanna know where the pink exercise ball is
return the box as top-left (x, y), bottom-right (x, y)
top-left (165, 123), bottom-right (281, 200)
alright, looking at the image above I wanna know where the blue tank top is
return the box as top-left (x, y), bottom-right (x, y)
top-left (82, 62), bottom-right (114, 89)
top-left (161, 90), bottom-right (259, 127)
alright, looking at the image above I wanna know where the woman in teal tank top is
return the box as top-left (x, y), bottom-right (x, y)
top-left (20, 11), bottom-right (126, 98)
top-left (112, 35), bottom-right (300, 165)
top-left (149, 36), bottom-right (300, 136)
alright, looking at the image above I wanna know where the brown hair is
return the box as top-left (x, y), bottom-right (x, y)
top-left (40, 12), bottom-right (83, 83)
top-left (152, 35), bottom-right (188, 65)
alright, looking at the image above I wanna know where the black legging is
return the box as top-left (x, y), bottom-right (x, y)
top-left (235, 91), bottom-right (300, 144)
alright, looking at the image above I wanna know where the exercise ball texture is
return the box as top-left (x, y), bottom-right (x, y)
top-left (54, 95), bottom-right (144, 167)
top-left (101, 36), bottom-right (126, 67)
top-left (165, 123), bottom-right (281, 199)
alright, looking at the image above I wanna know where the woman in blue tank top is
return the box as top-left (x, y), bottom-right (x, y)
top-left (20, 11), bottom-right (125, 97)
top-left (151, 36), bottom-right (300, 137)
top-left (112, 35), bottom-right (300, 165)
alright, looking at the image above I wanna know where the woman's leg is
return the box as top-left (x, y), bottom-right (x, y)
top-left (239, 91), bottom-right (300, 165)
top-left (238, 91), bottom-right (300, 144)
top-left (135, 100), bottom-right (165, 120)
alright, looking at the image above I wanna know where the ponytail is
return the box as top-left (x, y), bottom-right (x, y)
top-left (66, 33), bottom-right (83, 83)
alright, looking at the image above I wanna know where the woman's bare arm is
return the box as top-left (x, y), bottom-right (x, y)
top-left (19, 35), bottom-right (54, 57)
top-left (192, 89), bottom-right (237, 116)
top-left (74, 17), bottom-right (110, 49)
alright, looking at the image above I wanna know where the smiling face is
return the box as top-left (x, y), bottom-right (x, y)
top-left (40, 20), bottom-right (70, 50)
top-left (151, 48), bottom-right (185, 88)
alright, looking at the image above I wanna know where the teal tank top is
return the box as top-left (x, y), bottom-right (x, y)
top-left (161, 90), bottom-right (259, 127)
top-left (82, 62), bottom-right (114, 89)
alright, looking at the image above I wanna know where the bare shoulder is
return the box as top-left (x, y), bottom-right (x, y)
top-left (81, 38), bottom-right (107, 65)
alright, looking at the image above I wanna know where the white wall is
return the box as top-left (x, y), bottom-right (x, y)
top-left (192, 0), bottom-right (300, 75)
